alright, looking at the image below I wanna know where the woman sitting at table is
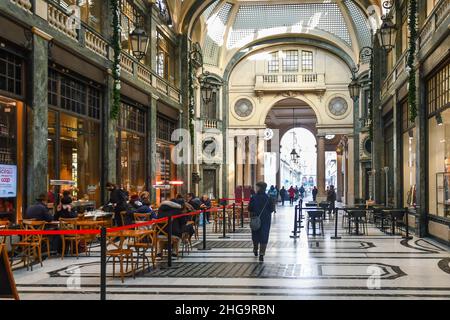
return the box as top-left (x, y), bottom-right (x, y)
top-left (131, 196), bottom-right (157, 220)
top-left (54, 191), bottom-right (77, 220)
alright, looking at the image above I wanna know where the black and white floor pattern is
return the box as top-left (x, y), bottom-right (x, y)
top-left (8, 204), bottom-right (450, 300)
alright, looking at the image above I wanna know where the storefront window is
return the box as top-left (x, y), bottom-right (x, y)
top-left (428, 62), bottom-right (450, 218)
top-left (0, 97), bottom-right (23, 222)
top-left (156, 142), bottom-right (175, 203)
top-left (59, 113), bottom-right (101, 204)
top-left (47, 67), bottom-right (102, 206)
top-left (117, 102), bottom-right (146, 194)
top-left (402, 101), bottom-right (416, 208)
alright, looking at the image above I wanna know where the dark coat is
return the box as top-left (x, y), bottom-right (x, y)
top-left (25, 202), bottom-right (53, 222)
top-left (158, 201), bottom-right (185, 237)
top-left (248, 192), bottom-right (274, 244)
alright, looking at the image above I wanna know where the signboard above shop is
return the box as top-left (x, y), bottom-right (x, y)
top-left (0, 164), bottom-right (17, 198)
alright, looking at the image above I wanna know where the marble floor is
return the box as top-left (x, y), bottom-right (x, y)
top-left (7, 204), bottom-right (450, 300)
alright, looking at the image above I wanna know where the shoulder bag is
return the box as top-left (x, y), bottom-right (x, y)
top-left (250, 198), bottom-right (269, 232)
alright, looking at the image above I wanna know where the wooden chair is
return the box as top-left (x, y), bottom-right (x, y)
top-left (127, 230), bottom-right (156, 272)
top-left (60, 218), bottom-right (80, 259)
top-left (106, 234), bottom-right (135, 283)
top-left (0, 220), bottom-right (9, 245)
top-left (119, 211), bottom-right (128, 226)
top-left (10, 220), bottom-right (46, 271)
top-left (154, 221), bottom-right (180, 258)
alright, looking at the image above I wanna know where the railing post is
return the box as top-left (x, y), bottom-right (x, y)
top-left (167, 216), bottom-right (172, 267)
top-left (290, 204), bottom-right (299, 239)
top-left (331, 208), bottom-right (341, 240)
top-left (240, 201), bottom-right (244, 228)
top-left (219, 204), bottom-right (230, 239)
top-left (197, 209), bottom-right (211, 251)
top-left (232, 203), bottom-right (236, 233)
top-left (100, 227), bottom-right (106, 300)
top-left (403, 207), bottom-right (413, 240)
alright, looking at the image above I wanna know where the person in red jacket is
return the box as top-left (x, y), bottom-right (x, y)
top-left (288, 186), bottom-right (296, 206)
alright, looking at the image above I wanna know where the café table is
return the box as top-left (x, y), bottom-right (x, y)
top-left (346, 210), bottom-right (367, 236)
top-left (306, 209), bottom-right (325, 236)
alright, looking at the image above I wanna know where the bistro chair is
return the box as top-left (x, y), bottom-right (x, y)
top-left (106, 233), bottom-right (135, 283)
top-left (154, 220), bottom-right (180, 259)
top-left (347, 210), bottom-right (369, 235)
top-left (59, 218), bottom-right (80, 259)
top-left (0, 220), bottom-right (9, 245)
top-left (119, 211), bottom-right (128, 227)
top-left (127, 230), bottom-right (156, 272)
top-left (384, 209), bottom-right (406, 236)
top-left (306, 210), bottom-right (325, 236)
top-left (10, 220), bottom-right (47, 271)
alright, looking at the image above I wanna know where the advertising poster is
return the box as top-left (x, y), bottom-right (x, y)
top-left (0, 164), bottom-right (17, 198)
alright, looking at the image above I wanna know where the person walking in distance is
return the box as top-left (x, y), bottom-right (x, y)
top-left (288, 186), bottom-right (295, 206)
top-left (312, 186), bottom-right (318, 202)
top-left (279, 186), bottom-right (287, 206)
top-left (249, 182), bottom-right (274, 262)
top-left (268, 185), bottom-right (278, 213)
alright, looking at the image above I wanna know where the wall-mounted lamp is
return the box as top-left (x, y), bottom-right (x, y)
top-left (436, 112), bottom-right (443, 126)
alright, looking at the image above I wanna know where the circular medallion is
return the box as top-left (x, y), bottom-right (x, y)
top-left (234, 98), bottom-right (253, 118)
top-left (328, 97), bottom-right (348, 117)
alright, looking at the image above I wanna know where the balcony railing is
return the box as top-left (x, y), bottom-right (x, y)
top-left (8, 0), bottom-right (181, 104)
top-left (381, 52), bottom-right (408, 98)
top-left (199, 118), bottom-right (222, 131)
top-left (10, 0), bottom-right (32, 12)
top-left (359, 117), bottom-right (371, 130)
top-left (255, 73), bottom-right (326, 92)
top-left (419, 0), bottom-right (450, 48)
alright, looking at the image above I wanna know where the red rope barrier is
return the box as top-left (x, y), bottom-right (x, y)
top-left (0, 204), bottom-right (239, 237)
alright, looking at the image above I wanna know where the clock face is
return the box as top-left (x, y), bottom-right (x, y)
top-left (234, 99), bottom-right (253, 118)
top-left (328, 97), bottom-right (348, 116)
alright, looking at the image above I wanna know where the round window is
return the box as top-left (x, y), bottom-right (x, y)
top-left (364, 138), bottom-right (372, 154)
top-left (234, 98), bottom-right (253, 118)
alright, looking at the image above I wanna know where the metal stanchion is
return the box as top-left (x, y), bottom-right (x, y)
top-left (403, 207), bottom-right (413, 240)
top-left (167, 216), bottom-right (173, 267)
top-left (331, 208), bottom-right (341, 240)
top-left (232, 203), bottom-right (236, 233)
top-left (290, 204), bottom-right (299, 239)
top-left (100, 227), bottom-right (106, 301)
top-left (240, 201), bottom-right (244, 228)
top-left (219, 205), bottom-right (230, 239)
top-left (198, 209), bottom-right (211, 251)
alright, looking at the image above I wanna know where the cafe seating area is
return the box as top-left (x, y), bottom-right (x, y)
top-left (0, 201), bottom-right (251, 284)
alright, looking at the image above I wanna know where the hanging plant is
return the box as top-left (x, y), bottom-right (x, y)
top-left (110, 0), bottom-right (122, 120)
top-left (188, 59), bottom-right (195, 144)
top-left (408, 0), bottom-right (418, 123)
top-left (369, 55), bottom-right (374, 141)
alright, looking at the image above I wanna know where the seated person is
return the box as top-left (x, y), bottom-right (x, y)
top-left (25, 194), bottom-right (53, 222)
top-left (200, 194), bottom-right (212, 223)
top-left (54, 191), bottom-right (77, 220)
top-left (132, 198), bottom-right (157, 220)
top-left (156, 199), bottom-right (184, 258)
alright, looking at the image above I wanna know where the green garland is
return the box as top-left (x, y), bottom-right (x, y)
top-left (408, 0), bottom-right (418, 123)
top-left (110, 0), bottom-right (121, 120)
top-left (369, 54), bottom-right (374, 141)
top-left (188, 59), bottom-right (195, 144)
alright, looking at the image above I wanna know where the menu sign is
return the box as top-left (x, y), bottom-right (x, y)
top-left (0, 164), bottom-right (16, 198)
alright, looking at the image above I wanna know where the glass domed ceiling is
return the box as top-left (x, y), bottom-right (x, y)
top-left (198, 0), bottom-right (373, 67)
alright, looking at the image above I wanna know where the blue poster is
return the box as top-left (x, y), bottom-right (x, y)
top-left (0, 164), bottom-right (17, 198)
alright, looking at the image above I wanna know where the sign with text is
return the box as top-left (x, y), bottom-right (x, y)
top-left (0, 164), bottom-right (17, 198)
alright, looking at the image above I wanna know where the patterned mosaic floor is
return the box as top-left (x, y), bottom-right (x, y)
top-left (7, 203), bottom-right (450, 300)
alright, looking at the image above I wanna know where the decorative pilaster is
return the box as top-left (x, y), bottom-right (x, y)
top-left (27, 28), bottom-right (51, 206)
top-left (149, 94), bottom-right (158, 202)
top-left (317, 135), bottom-right (326, 199)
